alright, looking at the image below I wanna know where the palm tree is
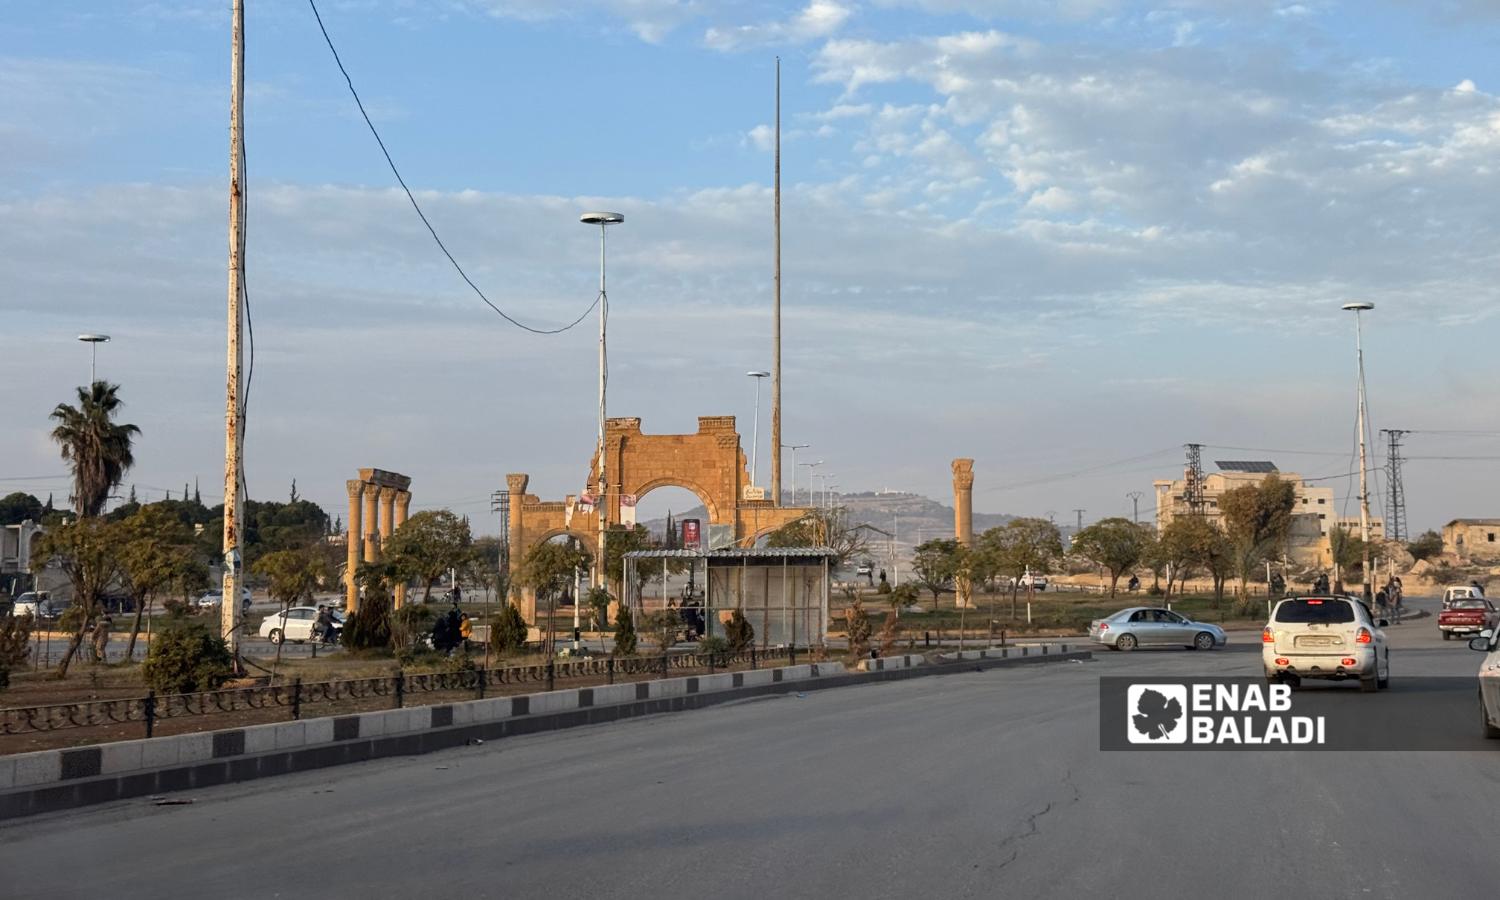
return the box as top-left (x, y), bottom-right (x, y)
top-left (50, 381), bottom-right (141, 518)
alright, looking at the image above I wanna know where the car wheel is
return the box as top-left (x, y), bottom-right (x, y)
top-left (1482, 692), bottom-right (1500, 739)
top-left (1360, 673), bottom-right (1378, 693)
top-left (1442, 632), bottom-right (1451, 641)
top-left (1116, 634), bottom-right (1137, 651)
top-left (1193, 632), bottom-right (1216, 651)
top-left (268, 628), bottom-right (283, 645)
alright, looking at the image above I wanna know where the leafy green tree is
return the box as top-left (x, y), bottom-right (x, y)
top-left (1329, 525), bottom-right (1366, 580)
top-left (522, 540), bottom-right (592, 651)
top-left (613, 604), bottom-right (638, 655)
top-left (0, 492), bottom-right (43, 526)
top-left (49, 381), bottom-right (141, 518)
top-left (488, 603), bottom-right (530, 655)
top-left (1407, 530), bottom-right (1443, 562)
top-left (1157, 516), bottom-right (1214, 597)
top-left (585, 586), bottom-right (612, 632)
top-left (724, 608), bottom-right (754, 651)
top-left (845, 599), bottom-right (873, 656)
top-left (31, 518), bottom-right (120, 677)
top-left (113, 505), bottom-right (204, 660)
top-left (1070, 517), bottom-right (1153, 598)
top-left (640, 609), bottom-right (680, 653)
top-left (1219, 475), bottom-right (1297, 602)
top-left (383, 510), bottom-right (475, 605)
top-left (0, 614), bottom-right (34, 690)
top-left (603, 524), bottom-right (653, 585)
top-left (980, 517), bottom-right (1064, 617)
top-left (911, 538), bottom-right (961, 601)
top-left (141, 620), bottom-right (234, 694)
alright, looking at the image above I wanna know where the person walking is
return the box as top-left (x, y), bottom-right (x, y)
top-left (91, 612), bottom-right (112, 663)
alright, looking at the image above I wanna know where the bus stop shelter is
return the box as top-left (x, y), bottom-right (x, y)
top-left (621, 547), bottom-right (834, 648)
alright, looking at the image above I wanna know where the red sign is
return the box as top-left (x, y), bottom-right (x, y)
top-left (681, 519), bottom-right (701, 550)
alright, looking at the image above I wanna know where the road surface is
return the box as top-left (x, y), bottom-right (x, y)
top-left (2, 596), bottom-right (1495, 899)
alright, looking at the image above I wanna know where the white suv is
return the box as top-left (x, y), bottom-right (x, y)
top-left (1263, 596), bottom-right (1389, 692)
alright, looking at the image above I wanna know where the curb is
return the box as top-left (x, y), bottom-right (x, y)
top-left (0, 647), bottom-right (1087, 821)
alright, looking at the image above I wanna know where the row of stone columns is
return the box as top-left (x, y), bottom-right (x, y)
top-left (345, 475), bottom-right (412, 612)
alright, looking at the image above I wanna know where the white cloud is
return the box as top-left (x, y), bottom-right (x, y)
top-left (704, 1), bottom-right (854, 51)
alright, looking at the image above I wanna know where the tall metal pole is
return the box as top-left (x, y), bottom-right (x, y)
top-left (1354, 309), bottom-right (1373, 602)
top-left (1127, 491), bottom-right (1143, 524)
top-left (582, 212), bottom-right (623, 594)
top-left (784, 443), bottom-right (808, 505)
top-left (771, 57), bottom-right (783, 507)
top-left (222, 0), bottom-right (246, 667)
top-left (750, 376), bottom-right (763, 486)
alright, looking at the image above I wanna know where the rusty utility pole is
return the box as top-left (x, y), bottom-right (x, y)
top-left (222, 0), bottom-right (246, 667)
top-left (771, 56), bottom-right (783, 506)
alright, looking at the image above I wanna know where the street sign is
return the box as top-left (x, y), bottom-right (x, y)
top-left (682, 518), bottom-right (701, 550)
top-left (742, 485), bottom-right (766, 501)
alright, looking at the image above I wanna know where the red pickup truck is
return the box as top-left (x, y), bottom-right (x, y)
top-left (1439, 598), bottom-right (1500, 640)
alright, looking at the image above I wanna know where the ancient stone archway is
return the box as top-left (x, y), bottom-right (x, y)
top-left (506, 415), bottom-right (809, 620)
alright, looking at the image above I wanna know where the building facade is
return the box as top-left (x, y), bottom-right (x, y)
top-left (1153, 461), bottom-right (1384, 569)
top-left (1, 518), bottom-right (45, 597)
top-left (1442, 519), bottom-right (1500, 563)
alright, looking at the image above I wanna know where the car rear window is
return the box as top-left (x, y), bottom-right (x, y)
top-left (1274, 598), bottom-right (1356, 624)
top-left (1452, 599), bottom-right (1488, 609)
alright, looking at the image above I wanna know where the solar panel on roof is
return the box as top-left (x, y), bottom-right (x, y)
top-left (1215, 460), bottom-right (1279, 473)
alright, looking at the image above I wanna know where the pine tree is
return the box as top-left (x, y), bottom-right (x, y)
top-left (664, 511), bottom-right (676, 549)
top-left (44, 493), bottom-right (54, 512)
top-left (614, 605), bottom-right (638, 655)
top-left (289, 478), bottom-right (299, 503)
top-left (193, 478), bottom-right (201, 506)
top-left (127, 484), bottom-right (138, 504)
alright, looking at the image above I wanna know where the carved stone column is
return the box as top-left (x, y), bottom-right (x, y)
top-left (345, 480), bottom-right (365, 613)
top-left (952, 458), bottom-right (975, 609)
top-left (362, 482), bottom-right (380, 564)
top-left (393, 490), bottom-right (411, 608)
top-left (506, 473), bottom-right (528, 612)
top-left (377, 485), bottom-right (397, 606)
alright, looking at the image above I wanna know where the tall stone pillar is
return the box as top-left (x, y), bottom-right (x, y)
top-left (345, 480), bottom-right (365, 613)
top-left (393, 490), bottom-right (411, 608)
top-left (378, 486), bottom-right (398, 606)
top-left (506, 473), bottom-right (528, 612)
top-left (952, 458), bottom-right (975, 609)
top-left (362, 482), bottom-right (380, 564)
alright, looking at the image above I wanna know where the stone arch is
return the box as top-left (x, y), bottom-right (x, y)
top-left (530, 528), bottom-right (596, 553)
top-left (632, 477), bottom-right (722, 527)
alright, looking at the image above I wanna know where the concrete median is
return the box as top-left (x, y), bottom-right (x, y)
top-left (0, 647), bottom-right (1087, 820)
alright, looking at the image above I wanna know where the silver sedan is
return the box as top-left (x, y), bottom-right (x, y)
top-left (1088, 607), bottom-right (1227, 651)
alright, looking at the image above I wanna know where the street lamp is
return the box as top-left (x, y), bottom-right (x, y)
top-left (799, 459), bottom-right (822, 506)
top-left (746, 370), bottom-right (770, 489)
top-left (581, 211), bottom-right (624, 591)
top-left (1342, 300), bottom-right (1375, 602)
top-left (783, 443), bottom-right (809, 505)
top-left (77, 334), bottom-right (110, 384)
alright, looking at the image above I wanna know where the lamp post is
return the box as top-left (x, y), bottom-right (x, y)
top-left (782, 443), bottom-right (809, 506)
top-left (581, 211), bottom-right (624, 593)
top-left (747, 370), bottom-right (770, 489)
top-left (77, 334), bottom-right (110, 384)
top-left (1342, 300), bottom-right (1375, 602)
top-left (799, 460), bottom-right (822, 507)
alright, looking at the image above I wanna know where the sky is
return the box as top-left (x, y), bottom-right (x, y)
top-left (2, 0), bottom-right (1499, 536)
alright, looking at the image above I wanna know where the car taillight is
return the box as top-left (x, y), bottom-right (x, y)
top-left (1341, 657), bottom-right (1357, 666)
top-left (1261, 627), bottom-right (1274, 643)
top-left (1274, 657), bottom-right (1289, 665)
top-left (1355, 627), bottom-right (1372, 644)
top-left (1098, 623), bottom-right (1109, 631)
top-left (1307, 599), bottom-right (1324, 605)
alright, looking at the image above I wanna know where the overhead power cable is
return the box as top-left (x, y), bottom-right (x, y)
top-left (306, 0), bottom-right (598, 335)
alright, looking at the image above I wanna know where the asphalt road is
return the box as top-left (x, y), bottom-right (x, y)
top-left (3, 596), bottom-right (1496, 900)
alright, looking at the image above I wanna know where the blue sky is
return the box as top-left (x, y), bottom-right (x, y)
top-left (3, 0), bottom-right (1500, 535)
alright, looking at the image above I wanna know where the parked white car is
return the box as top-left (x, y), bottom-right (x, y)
top-left (1468, 628), bottom-right (1500, 739)
top-left (258, 606), bottom-right (343, 645)
top-left (196, 589), bottom-right (253, 614)
top-left (1263, 595), bottom-right (1389, 692)
top-left (12, 591), bottom-right (66, 619)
